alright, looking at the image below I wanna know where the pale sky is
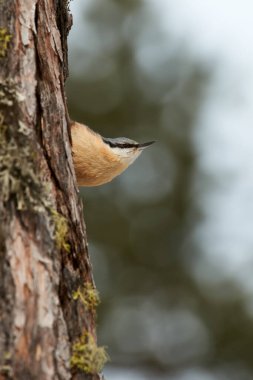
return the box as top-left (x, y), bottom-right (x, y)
top-left (68, 1), bottom-right (253, 378)
top-left (69, 0), bottom-right (253, 298)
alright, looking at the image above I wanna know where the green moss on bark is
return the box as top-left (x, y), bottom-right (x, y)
top-left (73, 282), bottom-right (100, 312)
top-left (70, 332), bottom-right (109, 374)
top-left (0, 28), bottom-right (11, 57)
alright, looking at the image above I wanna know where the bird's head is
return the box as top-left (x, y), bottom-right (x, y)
top-left (102, 137), bottom-right (155, 166)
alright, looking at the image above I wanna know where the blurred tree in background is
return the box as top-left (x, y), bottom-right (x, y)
top-left (67, 1), bottom-right (253, 379)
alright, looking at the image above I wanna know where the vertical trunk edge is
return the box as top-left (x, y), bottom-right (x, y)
top-left (0, 1), bottom-right (106, 379)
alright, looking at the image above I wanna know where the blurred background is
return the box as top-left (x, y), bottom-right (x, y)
top-left (67, 1), bottom-right (253, 379)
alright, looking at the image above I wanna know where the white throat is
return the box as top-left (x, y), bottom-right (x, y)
top-left (111, 146), bottom-right (142, 165)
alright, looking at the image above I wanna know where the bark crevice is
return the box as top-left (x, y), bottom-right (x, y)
top-left (0, 1), bottom-right (102, 379)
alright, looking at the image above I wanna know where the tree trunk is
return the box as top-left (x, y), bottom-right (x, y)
top-left (0, 1), bottom-right (106, 379)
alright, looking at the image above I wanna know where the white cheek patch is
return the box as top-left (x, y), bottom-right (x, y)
top-left (112, 147), bottom-right (142, 165)
top-left (111, 146), bottom-right (128, 157)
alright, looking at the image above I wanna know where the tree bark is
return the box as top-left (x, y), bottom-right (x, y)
top-left (0, 1), bottom-right (105, 379)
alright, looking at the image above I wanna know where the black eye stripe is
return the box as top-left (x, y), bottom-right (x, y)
top-left (103, 138), bottom-right (137, 149)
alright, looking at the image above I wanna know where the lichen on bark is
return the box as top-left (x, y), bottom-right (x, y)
top-left (0, 28), bottom-right (11, 57)
top-left (0, 1), bottom-right (101, 378)
top-left (73, 282), bottom-right (100, 312)
top-left (71, 332), bottom-right (109, 374)
top-left (0, 80), bottom-right (42, 210)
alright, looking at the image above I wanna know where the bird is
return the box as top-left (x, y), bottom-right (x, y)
top-left (71, 121), bottom-right (155, 187)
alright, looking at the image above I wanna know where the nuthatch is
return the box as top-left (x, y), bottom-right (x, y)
top-left (71, 122), bottom-right (154, 186)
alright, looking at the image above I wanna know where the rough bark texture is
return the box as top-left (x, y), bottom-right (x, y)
top-left (0, 1), bottom-right (103, 379)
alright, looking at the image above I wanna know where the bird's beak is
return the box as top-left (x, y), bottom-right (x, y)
top-left (138, 141), bottom-right (156, 149)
